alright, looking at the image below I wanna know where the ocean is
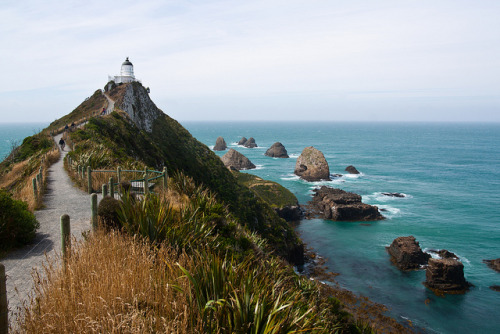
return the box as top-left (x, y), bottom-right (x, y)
top-left (181, 121), bottom-right (500, 334)
top-left (0, 123), bottom-right (49, 161)
top-left (1, 121), bottom-right (499, 333)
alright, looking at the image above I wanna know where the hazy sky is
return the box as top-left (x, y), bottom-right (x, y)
top-left (1, 0), bottom-right (499, 123)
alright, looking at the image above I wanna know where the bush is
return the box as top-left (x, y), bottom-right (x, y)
top-left (0, 189), bottom-right (39, 251)
top-left (97, 196), bottom-right (122, 230)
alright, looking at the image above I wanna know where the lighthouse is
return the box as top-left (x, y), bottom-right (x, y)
top-left (109, 57), bottom-right (137, 84)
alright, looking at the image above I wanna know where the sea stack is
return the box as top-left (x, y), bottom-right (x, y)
top-left (345, 165), bottom-right (360, 174)
top-left (213, 136), bottom-right (227, 151)
top-left (387, 236), bottom-right (430, 270)
top-left (307, 186), bottom-right (384, 221)
top-left (424, 258), bottom-right (471, 294)
top-left (294, 146), bottom-right (330, 181)
top-left (238, 137), bottom-right (248, 145)
top-left (244, 137), bottom-right (258, 148)
top-left (265, 142), bottom-right (289, 158)
top-left (220, 149), bottom-right (256, 170)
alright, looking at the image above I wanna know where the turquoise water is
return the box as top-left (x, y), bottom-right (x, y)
top-left (0, 123), bottom-right (49, 160)
top-left (181, 121), bottom-right (500, 334)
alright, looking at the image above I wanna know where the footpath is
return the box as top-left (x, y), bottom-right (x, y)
top-left (2, 133), bottom-right (98, 325)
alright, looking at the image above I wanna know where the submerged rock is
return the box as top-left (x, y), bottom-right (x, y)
top-left (238, 137), bottom-right (248, 145)
top-left (483, 258), bottom-right (500, 272)
top-left (424, 258), bottom-right (472, 294)
top-left (213, 136), bottom-right (227, 151)
top-left (490, 285), bottom-right (500, 292)
top-left (345, 165), bottom-right (360, 174)
top-left (244, 137), bottom-right (258, 148)
top-left (220, 149), bottom-right (255, 170)
top-left (428, 249), bottom-right (458, 260)
top-left (307, 186), bottom-right (384, 221)
top-left (294, 146), bottom-right (330, 181)
top-left (265, 142), bottom-right (289, 158)
top-left (387, 236), bottom-right (430, 270)
top-left (382, 192), bottom-right (406, 198)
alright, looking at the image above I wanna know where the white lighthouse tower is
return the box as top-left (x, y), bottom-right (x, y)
top-left (109, 57), bottom-right (137, 84)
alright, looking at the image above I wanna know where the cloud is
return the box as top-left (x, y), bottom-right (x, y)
top-left (0, 0), bottom-right (499, 122)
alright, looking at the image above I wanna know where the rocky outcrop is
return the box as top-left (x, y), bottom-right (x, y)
top-left (483, 258), bottom-right (500, 272)
top-left (490, 285), bottom-right (500, 292)
top-left (274, 206), bottom-right (303, 221)
top-left (238, 137), bottom-right (248, 145)
top-left (307, 186), bottom-right (384, 221)
top-left (424, 258), bottom-right (471, 294)
top-left (244, 137), bottom-right (258, 148)
top-left (294, 147), bottom-right (330, 181)
top-left (220, 149), bottom-right (256, 170)
top-left (213, 136), bottom-right (227, 151)
top-left (116, 82), bottom-right (162, 133)
top-left (345, 165), bottom-right (360, 174)
top-left (265, 142), bottom-right (289, 158)
top-left (387, 236), bottom-right (430, 270)
top-left (429, 249), bottom-right (458, 259)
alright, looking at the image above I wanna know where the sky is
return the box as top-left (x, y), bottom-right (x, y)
top-left (0, 0), bottom-right (499, 123)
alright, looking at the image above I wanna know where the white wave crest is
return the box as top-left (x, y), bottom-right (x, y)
top-left (280, 174), bottom-right (300, 181)
top-left (289, 154), bottom-right (299, 158)
top-left (377, 205), bottom-right (401, 219)
top-left (254, 165), bottom-right (265, 170)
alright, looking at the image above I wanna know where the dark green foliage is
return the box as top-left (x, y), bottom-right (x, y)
top-left (97, 196), bottom-right (122, 230)
top-left (0, 189), bottom-right (39, 251)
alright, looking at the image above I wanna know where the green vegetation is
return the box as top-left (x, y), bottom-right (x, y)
top-left (0, 188), bottom-right (39, 252)
top-left (234, 171), bottom-right (298, 208)
top-left (66, 84), bottom-right (303, 263)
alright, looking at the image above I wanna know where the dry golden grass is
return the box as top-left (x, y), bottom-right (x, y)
top-left (1, 148), bottom-right (60, 211)
top-left (16, 231), bottom-right (201, 333)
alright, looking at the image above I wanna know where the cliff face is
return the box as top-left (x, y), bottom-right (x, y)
top-left (113, 82), bottom-right (162, 132)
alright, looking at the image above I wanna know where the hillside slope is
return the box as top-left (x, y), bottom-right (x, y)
top-left (67, 81), bottom-right (303, 263)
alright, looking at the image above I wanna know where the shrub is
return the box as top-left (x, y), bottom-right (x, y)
top-left (97, 196), bottom-right (122, 230)
top-left (0, 189), bottom-right (39, 251)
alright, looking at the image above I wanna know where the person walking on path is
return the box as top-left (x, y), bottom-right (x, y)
top-left (59, 138), bottom-right (65, 151)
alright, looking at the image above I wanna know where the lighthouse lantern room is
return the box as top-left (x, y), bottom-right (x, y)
top-left (109, 57), bottom-right (137, 84)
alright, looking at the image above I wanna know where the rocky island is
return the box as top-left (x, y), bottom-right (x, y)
top-left (294, 146), bottom-right (330, 181)
top-left (307, 186), bottom-right (384, 221)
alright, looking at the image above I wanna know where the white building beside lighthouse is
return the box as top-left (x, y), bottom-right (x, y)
top-left (109, 57), bottom-right (138, 84)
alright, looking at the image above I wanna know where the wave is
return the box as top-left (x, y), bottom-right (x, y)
top-left (363, 192), bottom-right (412, 203)
top-left (289, 153), bottom-right (299, 158)
top-left (280, 174), bottom-right (301, 181)
top-left (254, 165), bottom-right (265, 170)
top-left (377, 205), bottom-right (401, 219)
top-left (343, 173), bottom-right (364, 179)
top-left (422, 248), bottom-right (471, 266)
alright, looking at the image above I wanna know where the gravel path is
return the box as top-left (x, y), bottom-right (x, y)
top-left (103, 92), bottom-right (115, 114)
top-left (2, 133), bottom-right (100, 325)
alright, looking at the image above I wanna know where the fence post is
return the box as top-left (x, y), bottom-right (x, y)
top-left (102, 183), bottom-right (108, 197)
top-left (143, 168), bottom-right (149, 195)
top-left (61, 214), bottom-right (71, 267)
top-left (0, 263), bottom-right (7, 334)
top-left (109, 177), bottom-right (114, 199)
top-left (91, 193), bottom-right (98, 231)
top-left (78, 165), bottom-right (81, 178)
top-left (117, 166), bottom-right (122, 184)
top-left (33, 177), bottom-right (38, 200)
top-left (163, 167), bottom-right (168, 189)
top-left (87, 166), bottom-right (92, 194)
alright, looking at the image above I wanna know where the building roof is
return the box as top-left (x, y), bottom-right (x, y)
top-left (122, 57), bottom-right (133, 66)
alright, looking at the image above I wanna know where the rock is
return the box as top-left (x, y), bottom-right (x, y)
top-left (220, 149), bottom-right (256, 170)
top-left (382, 192), bottom-right (406, 198)
top-left (213, 136), bottom-right (227, 151)
top-left (274, 206), bottom-right (303, 221)
top-left (265, 142), bottom-right (289, 158)
top-left (428, 249), bottom-right (458, 259)
top-left (307, 186), bottom-right (384, 221)
top-left (424, 258), bottom-right (471, 294)
top-left (345, 165), bottom-right (360, 174)
top-left (244, 137), bottom-right (258, 148)
top-left (294, 146), bottom-right (331, 181)
top-left (238, 137), bottom-right (248, 145)
top-left (490, 285), bottom-right (500, 292)
top-left (483, 258), bottom-right (500, 273)
top-left (387, 236), bottom-right (430, 270)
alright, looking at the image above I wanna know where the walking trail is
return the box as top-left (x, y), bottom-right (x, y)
top-left (2, 133), bottom-right (100, 325)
